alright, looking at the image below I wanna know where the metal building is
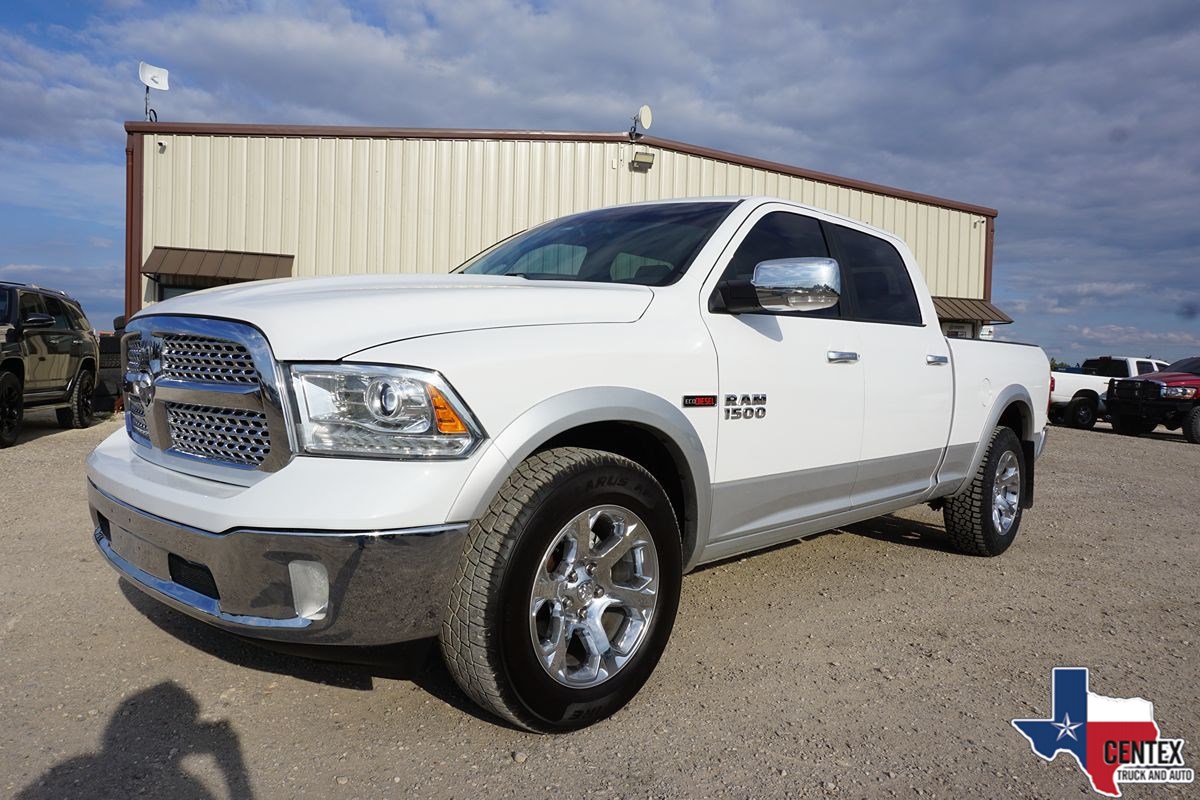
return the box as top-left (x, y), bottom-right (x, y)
top-left (123, 121), bottom-right (1010, 334)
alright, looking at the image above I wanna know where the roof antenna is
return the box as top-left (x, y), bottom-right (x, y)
top-left (138, 61), bottom-right (169, 122)
top-left (628, 104), bottom-right (653, 142)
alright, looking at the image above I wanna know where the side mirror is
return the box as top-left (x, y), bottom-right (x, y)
top-left (751, 257), bottom-right (842, 312)
top-left (22, 312), bottom-right (54, 329)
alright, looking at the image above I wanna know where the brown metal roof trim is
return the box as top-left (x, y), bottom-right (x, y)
top-left (932, 296), bottom-right (1012, 325)
top-left (124, 121), bottom-right (997, 219)
top-left (141, 247), bottom-right (294, 281)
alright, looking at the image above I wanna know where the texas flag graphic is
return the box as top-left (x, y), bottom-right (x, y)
top-left (1012, 668), bottom-right (1193, 796)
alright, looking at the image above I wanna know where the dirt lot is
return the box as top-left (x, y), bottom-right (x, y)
top-left (1, 412), bottom-right (1196, 799)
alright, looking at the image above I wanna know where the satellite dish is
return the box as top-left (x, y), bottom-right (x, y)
top-left (139, 62), bottom-right (170, 91)
top-left (638, 104), bottom-right (653, 130)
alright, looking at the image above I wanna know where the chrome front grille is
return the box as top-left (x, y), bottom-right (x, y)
top-left (160, 334), bottom-right (259, 386)
top-left (165, 402), bottom-right (271, 467)
top-left (122, 316), bottom-right (290, 477)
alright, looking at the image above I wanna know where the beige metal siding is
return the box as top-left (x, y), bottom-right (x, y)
top-left (141, 134), bottom-right (987, 302)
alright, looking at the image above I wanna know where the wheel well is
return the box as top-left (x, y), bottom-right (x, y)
top-left (536, 421), bottom-right (696, 559)
top-left (1071, 390), bottom-right (1099, 404)
top-left (998, 401), bottom-right (1032, 441)
top-left (1, 358), bottom-right (23, 385)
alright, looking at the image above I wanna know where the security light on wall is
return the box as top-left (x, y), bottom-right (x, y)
top-left (628, 104), bottom-right (653, 142)
top-left (138, 61), bottom-right (169, 122)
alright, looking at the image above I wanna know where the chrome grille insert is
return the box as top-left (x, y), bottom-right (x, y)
top-left (127, 395), bottom-right (150, 439)
top-left (165, 402), bottom-right (271, 467)
top-left (122, 317), bottom-right (291, 480)
top-left (161, 334), bottom-right (259, 386)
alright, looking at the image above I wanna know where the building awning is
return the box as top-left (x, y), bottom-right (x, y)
top-left (932, 296), bottom-right (1013, 325)
top-left (141, 247), bottom-right (294, 282)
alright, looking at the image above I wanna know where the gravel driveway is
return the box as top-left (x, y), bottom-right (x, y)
top-left (2, 413), bottom-right (1196, 798)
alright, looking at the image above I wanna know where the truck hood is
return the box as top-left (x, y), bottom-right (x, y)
top-left (1125, 371), bottom-right (1200, 386)
top-left (134, 274), bottom-right (654, 360)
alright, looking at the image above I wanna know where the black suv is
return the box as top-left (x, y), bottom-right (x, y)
top-left (0, 281), bottom-right (101, 447)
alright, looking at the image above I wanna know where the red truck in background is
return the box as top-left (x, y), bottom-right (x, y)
top-left (1107, 356), bottom-right (1200, 442)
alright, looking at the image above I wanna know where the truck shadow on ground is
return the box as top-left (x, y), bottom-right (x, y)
top-left (839, 514), bottom-right (960, 553)
top-left (14, 682), bottom-right (255, 800)
top-left (13, 410), bottom-right (115, 445)
top-left (116, 579), bottom-right (495, 725)
top-left (1088, 424), bottom-right (1190, 445)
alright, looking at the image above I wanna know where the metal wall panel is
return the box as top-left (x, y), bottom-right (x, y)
top-left (140, 133), bottom-right (987, 302)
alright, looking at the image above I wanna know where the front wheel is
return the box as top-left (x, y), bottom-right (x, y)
top-left (0, 372), bottom-right (23, 448)
top-left (1111, 414), bottom-right (1156, 437)
top-left (943, 426), bottom-right (1026, 556)
top-left (440, 447), bottom-right (682, 732)
top-left (1183, 406), bottom-right (1200, 444)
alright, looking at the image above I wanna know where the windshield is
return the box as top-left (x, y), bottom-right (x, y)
top-left (1162, 356), bottom-right (1200, 376)
top-left (458, 202), bottom-right (735, 285)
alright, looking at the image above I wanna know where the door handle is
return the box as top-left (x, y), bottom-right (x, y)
top-left (827, 350), bottom-right (859, 364)
top-left (926, 354), bottom-right (950, 366)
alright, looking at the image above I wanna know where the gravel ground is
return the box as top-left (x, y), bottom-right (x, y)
top-left (2, 412), bottom-right (1196, 799)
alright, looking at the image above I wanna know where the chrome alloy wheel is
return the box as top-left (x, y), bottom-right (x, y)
top-left (529, 505), bottom-right (659, 689)
top-left (991, 450), bottom-right (1021, 535)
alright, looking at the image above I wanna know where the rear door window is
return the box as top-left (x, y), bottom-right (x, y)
top-left (42, 297), bottom-right (72, 329)
top-left (1136, 360), bottom-right (1157, 375)
top-left (825, 224), bottom-right (922, 325)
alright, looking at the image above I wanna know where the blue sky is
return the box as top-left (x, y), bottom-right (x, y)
top-left (1, 0), bottom-right (1198, 361)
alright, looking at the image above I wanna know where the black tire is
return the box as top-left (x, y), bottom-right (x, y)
top-left (943, 426), bottom-right (1026, 557)
top-left (1048, 407), bottom-right (1065, 426)
top-left (440, 447), bottom-right (682, 732)
top-left (56, 369), bottom-right (96, 429)
top-left (1183, 406), bottom-right (1200, 444)
top-left (1066, 396), bottom-right (1097, 430)
top-left (1111, 414), bottom-right (1156, 437)
top-left (0, 371), bottom-right (22, 448)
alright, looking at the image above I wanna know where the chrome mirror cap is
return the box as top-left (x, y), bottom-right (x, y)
top-left (751, 258), bottom-right (841, 312)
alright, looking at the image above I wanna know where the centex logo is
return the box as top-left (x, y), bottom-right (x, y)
top-left (1012, 667), bottom-right (1194, 797)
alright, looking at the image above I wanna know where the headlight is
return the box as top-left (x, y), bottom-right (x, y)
top-left (1161, 385), bottom-right (1197, 399)
top-left (289, 364), bottom-right (483, 458)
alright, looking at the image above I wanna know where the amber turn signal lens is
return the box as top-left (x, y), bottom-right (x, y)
top-left (429, 386), bottom-right (468, 434)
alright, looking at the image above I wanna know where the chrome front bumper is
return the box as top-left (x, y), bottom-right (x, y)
top-left (89, 482), bottom-right (467, 645)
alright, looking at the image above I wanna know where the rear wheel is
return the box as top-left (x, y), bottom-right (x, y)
top-left (0, 372), bottom-right (22, 448)
top-left (1183, 406), bottom-right (1200, 444)
top-left (56, 369), bottom-right (95, 429)
top-left (943, 427), bottom-right (1025, 557)
top-left (1066, 396), bottom-right (1097, 430)
top-left (440, 447), bottom-right (682, 732)
top-left (1111, 414), bottom-right (1156, 437)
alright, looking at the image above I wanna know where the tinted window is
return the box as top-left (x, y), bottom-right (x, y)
top-left (18, 292), bottom-right (45, 321)
top-left (720, 212), bottom-right (828, 282)
top-left (827, 224), bottom-right (922, 325)
top-left (66, 302), bottom-right (91, 332)
top-left (460, 202), bottom-right (734, 285)
top-left (1136, 360), bottom-right (1157, 375)
top-left (1081, 359), bottom-right (1130, 378)
top-left (0, 290), bottom-right (9, 324)
top-left (42, 297), bottom-right (71, 329)
top-left (1163, 357), bottom-right (1200, 376)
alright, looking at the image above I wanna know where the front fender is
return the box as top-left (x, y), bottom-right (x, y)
top-left (446, 387), bottom-right (712, 571)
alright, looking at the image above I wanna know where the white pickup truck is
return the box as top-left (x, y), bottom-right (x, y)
top-left (1050, 356), bottom-right (1167, 429)
top-left (89, 197), bottom-right (1050, 731)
